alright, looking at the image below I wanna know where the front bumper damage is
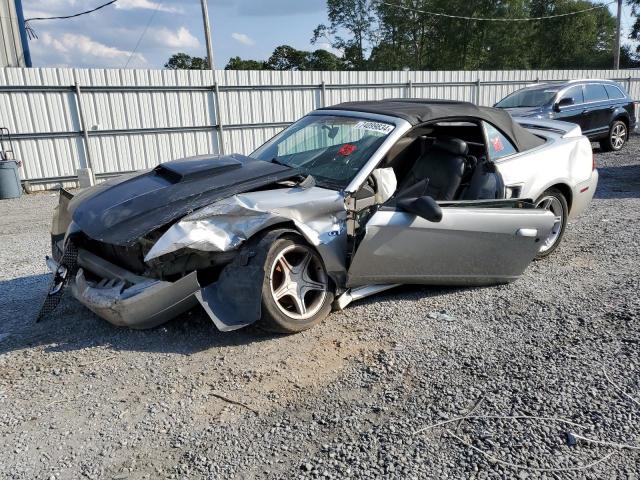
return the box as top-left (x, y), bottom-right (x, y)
top-left (47, 248), bottom-right (201, 329)
top-left (48, 232), bottom-right (296, 332)
top-left (46, 184), bottom-right (350, 331)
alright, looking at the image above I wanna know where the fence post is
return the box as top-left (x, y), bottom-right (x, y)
top-left (321, 80), bottom-right (327, 107)
top-left (213, 82), bottom-right (225, 156)
top-left (73, 82), bottom-right (95, 187)
top-left (475, 78), bottom-right (481, 105)
top-left (407, 79), bottom-right (413, 98)
top-left (628, 76), bottom-right (632, 94)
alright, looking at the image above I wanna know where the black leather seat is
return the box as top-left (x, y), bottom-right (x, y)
top-left (460, 157), bottom-right (504, 200)
top-left (398, 137), bottom-right (468, 201)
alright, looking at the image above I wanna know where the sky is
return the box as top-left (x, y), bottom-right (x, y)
top-left (23, 0), bottom-right (331, 69)
top-left (21, 0), bottom-right (635, 70)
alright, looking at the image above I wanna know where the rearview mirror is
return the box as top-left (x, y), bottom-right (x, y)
top-left (397, 196), bottom-right (442, 222)
top-left (554, 97), bottom-right (574, 112)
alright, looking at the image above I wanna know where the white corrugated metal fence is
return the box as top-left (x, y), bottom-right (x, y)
top-left (0, 67), bottom-right (638, 190)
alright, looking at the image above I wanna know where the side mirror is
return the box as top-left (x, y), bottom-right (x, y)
top-left (554, 97), bottom-right (574, 112)
top-left (397, 196), bottom-right (442, 222)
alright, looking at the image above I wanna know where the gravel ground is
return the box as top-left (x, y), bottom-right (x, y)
top-left (1, 137), bottom-right (639, 479)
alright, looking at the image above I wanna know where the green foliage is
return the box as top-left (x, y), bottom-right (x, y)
top-left (307, 49), bottom-right (347, 70)
top-left (225, 56), bottom-right (267, 70)
top-left (164, 53), bottom-right (209, 70)
top-left (314, 0), bottom-right (629, 70)
top-left (225, 45), bottom-right (346, 71)
top-left (196, 0), bottom-right (639, 71)
top-left (265, 45), bottom-right (310, 70)
top-left (312, 0), bottom-right (376, 68)
top-left (627, 0), bottom-right (640, 61)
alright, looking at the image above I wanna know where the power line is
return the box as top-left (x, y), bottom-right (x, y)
top-left (24, 0), bottom-right (118, 40)
top-left (25, 0), bottom-right (117, 22)
top-left (378, 0), bottom-right (616, 22)
top-left (123, 2), bottom-right (161, 68)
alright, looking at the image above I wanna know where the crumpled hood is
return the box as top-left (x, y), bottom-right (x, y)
top-left (144, 186), bottom-right (347, 261)
top-left (69, 154), bottom-right (297, 246)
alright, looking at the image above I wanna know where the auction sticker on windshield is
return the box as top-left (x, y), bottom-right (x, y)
top-left (354, 121), bottom-right (394, 134)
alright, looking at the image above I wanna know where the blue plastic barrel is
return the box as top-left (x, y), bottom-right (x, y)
top-left (0, 161), bottom-right (22, 199)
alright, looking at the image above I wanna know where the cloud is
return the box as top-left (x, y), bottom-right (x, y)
top-left (231, 32), bottom-right (255, 46)
top-left (25, 0), bottom-right (180, 17)
top-left (235, 0), bottom-right (325, 16)
top-left (152, 27), bottom-right (200, 49)
top-left (23, 1), bottom-right (84, 18)
top-left (36, 32), bottom-right (146, 67)
top-left (114, 0), bottom-right (181, 13)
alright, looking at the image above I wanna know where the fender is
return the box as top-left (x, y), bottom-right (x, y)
top-left (196, 228), bottom-right (298, 331)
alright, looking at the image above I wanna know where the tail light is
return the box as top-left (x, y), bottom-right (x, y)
top-left (592, 151), bottom-right (596, 171)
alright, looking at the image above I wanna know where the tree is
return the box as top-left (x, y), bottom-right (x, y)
top-left (225, 56), bottom-right (266, 70)
top-left (224, 45), bottom-right (346, 71)
top-left (620, 44), bottom-right (640, 68)
top-left (527, 0), bottom-right (616, 69)
top-left (317, 0), bottom-right (620, 70)
top-left (307, 49), bottom-right (345, 70)
top-left (164, 53), bottom-right (208, 70)
top-left (265, 45), bottom-right (310, 70)
top-left (627, 0), bottom-right (640, 60)
top-left (312, 0), bottom-right (376, 69)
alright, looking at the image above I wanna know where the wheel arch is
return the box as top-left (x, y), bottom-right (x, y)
top-left (535, 182), bottom-right (573, 213)
top-left (196, 225), bottom-right (332, 332)
top-left (612, 111), bottom-right (630, 129)
top-left (247, 221), bottom-right (318, 252)
top-left (549, 183), bottom-right (573, 212)
top-left (246, 221), bottom-right (343, 291)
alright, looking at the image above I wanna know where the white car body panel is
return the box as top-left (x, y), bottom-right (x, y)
top-left (497, 118), bottom-right (598, 220)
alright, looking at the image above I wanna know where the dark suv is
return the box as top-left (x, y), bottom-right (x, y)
top-left (495, 79), bottom-right (636, 151)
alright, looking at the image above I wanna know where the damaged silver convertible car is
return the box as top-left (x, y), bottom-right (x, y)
top-left (44, 100), bottom-right (598, 333)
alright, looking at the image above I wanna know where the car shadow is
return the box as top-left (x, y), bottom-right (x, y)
top-left (1, 273), bottom-right (478, 358)
top-left (0, 273), bottom-right (279, 358)
top-left (594, 164), bottom-right (640, 199)
top-left (349, 283), bottom-right (473, 309)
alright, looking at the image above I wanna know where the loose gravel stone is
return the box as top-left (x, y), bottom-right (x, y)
top-left (0, 137), bottom-right (639, 479)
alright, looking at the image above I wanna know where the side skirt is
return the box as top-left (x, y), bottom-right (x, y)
top-left (334, 284), bottom-right (400, 311)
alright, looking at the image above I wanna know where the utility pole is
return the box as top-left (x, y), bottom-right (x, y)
top-left (613, 0), bottom-right (622, 69)
top-left (200, 0), bottom-right (215, 71)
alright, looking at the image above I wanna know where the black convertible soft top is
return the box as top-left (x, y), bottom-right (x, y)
top-left (322, 99), bottom-right (545, 152)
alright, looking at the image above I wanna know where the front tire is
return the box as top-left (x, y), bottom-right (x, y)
top-left (535, 188), bottom-right (568, 259)
top-left (600, 120), bottom-right (627, 152)
top-left (259, 236), bottom-right (333, 333)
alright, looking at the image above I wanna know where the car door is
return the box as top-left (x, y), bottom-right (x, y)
top-left (553, 85), bottom-right (588, 131)
top-left (346, 199), bottom-right (555, 287)
top-left (582, 83), bottom-right (611, 137)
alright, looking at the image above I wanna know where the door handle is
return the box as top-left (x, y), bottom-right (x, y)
top-left (516, 228), bottom-right (538, 237)
top-left (581, 110), bottom-right (589, 115)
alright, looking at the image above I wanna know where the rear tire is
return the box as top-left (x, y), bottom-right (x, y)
top-left (599, 120), bottom-right (627, 152)
top-left (534, 188), bottom-right (568, 259)
top-left (259, 236), bottom-right (333, 333)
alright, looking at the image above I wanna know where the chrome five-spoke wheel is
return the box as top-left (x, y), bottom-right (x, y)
top-left (260, 236), bottom-right (333, 333)
top-left (534, 188), bottom-right (568, 258)
top-left (270, 244), bottom-right (327, 320)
